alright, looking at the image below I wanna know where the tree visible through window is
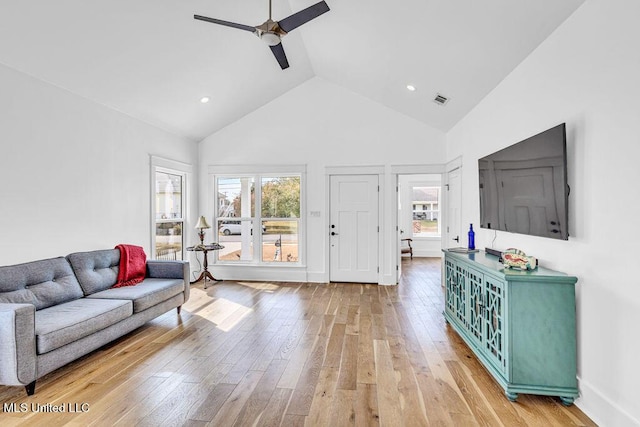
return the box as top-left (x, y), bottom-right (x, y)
top-left (215, 174), bottom-right (301, 264)
top-left (261, 176), bottom-right (300, 262)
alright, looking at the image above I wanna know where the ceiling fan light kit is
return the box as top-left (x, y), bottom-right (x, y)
top-left (195, 0), bottom-right (330, 70)
top-left (259, 30), bottom-right (282, 47)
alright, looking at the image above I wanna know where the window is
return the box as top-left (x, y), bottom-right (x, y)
top-left (412, 186), bottom-right (440, 237)
top-left (216, 177), bottom-right (255, 261)
top-left (151, 157), bottom-right (191, 261)
top-left (213, 168), bottom-right (303, 265)
top-left (261, 176), bottom-right (300, 263)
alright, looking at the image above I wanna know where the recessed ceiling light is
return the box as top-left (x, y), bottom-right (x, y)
top-left (200, 96), bottom-right (210, 104)
top-left (406, 85), bottom-right (416, 92)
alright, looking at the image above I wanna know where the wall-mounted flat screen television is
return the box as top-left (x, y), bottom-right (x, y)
top-left (478, 123), bottom-right (568, 240)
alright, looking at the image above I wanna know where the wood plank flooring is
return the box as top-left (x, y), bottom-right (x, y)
top-left (0, 258), bottom-right (596, 426)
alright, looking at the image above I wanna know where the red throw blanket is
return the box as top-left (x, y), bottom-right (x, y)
top-left (114, 244), bottom-right (147, 288)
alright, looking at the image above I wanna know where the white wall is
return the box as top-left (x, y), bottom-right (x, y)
top-left (199, 77), bottom-right (446, 283)
top-left (446, 0), bottom-right (640, 424)
top-left (0, 63), bottom-right (198, 265)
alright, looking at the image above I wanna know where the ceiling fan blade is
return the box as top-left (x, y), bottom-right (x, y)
top-left (194, 15), bottom-right (256, 33)
top-left (278, 1), bottom-right (330, 33)
top-left (269, 43), bottom-right (290, 69)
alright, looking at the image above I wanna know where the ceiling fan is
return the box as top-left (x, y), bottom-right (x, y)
top-left (194, 0), bottom-right (330, 70)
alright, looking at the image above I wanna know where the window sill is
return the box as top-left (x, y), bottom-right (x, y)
top-left (411, 236), bottom-right (442, 241)
top-left (214, 262), bottom-right (306, 269)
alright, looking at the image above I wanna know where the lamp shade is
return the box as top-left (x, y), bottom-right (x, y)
top-left (195, 216), bottom-right (211, 230)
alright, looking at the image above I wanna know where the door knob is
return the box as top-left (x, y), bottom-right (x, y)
top-left (453, 236), bottom-right (459, 242)
top-left (331, 231), bottom-right (339, 236)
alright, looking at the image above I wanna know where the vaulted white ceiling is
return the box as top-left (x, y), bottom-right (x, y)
top-left (0, 0), bottom-right (585, 142)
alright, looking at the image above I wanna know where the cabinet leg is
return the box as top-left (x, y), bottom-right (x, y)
top-left (505, 391), bottom-right (518, 402)
top-left (443, 311), bottom-right (449, 324)
top-left (559, 396), bottom-right (575, 406)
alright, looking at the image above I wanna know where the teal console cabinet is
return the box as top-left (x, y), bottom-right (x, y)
top-left (443, 250), bottom-right (578, 405)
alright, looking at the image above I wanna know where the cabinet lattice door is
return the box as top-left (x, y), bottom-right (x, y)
top-left (483, 274), bottom-right (506, 374)
top-left (467, 267), bottom-right (484, 345)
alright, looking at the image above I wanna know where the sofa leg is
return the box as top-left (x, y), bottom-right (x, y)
top-left (25, 381), bottom-right (36, 396)
top-left (177, 306), bottom-right (181, 315)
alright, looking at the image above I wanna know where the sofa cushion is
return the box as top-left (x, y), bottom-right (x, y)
top-left (67, 249), bottom-right (120, 295)
top-left (0, 257), bottom-right (84, 310)
top-left (86, 278), bottom-right (184, 313)
top-left (35, 298), bottom-right (132, 354)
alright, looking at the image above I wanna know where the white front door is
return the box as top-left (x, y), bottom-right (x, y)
top-left (446, 168), bottom-right (462, 248)
top-left (329, 175), bottom-right (379, 283)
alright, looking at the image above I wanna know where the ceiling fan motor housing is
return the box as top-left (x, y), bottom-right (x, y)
top-left (256, 19), bottom-right (287, 46)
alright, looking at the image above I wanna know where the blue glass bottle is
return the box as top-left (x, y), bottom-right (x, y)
top-left (468, 224), bottom-right (475, 250)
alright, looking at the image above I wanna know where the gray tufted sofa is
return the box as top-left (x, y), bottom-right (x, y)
top-left (0, 248), bottom-right (189, 395)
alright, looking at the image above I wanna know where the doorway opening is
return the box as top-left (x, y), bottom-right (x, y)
top-left (396, 174), bottom-right (443, 281)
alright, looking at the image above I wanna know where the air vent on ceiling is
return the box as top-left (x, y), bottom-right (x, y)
top-left (433, 93), bottom-right (450, 106)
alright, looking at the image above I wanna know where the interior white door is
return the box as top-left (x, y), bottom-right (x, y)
top-left (446, 168), bottom-right (462, 248)
top-left (330, 175), bottom-right (379, 283)
top-left (396, 176), bottom-right (403, 283)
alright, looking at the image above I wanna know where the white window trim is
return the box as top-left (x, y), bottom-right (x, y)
top-left (209, 164), bottom-right (306, 267)
top-left (150, 156), bottom-right (193, 260)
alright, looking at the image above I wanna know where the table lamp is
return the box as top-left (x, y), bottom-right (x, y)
top-left (195, 216), bottom-right (211, 245)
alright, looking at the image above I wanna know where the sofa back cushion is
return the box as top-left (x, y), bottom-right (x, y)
top-left (67, 249), bottom-right (122, 295)
top-left (0, 257), bottom-right (84, 310)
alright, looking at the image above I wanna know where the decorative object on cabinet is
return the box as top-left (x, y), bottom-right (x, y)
top-left (443, 249), bottom-right (578, 405)
top-left (467, 224), bottom-right (475, 250)
top-left (501, 248), bottom-right (538, 270)
top-left (448, 247), bottom-right (479, 254)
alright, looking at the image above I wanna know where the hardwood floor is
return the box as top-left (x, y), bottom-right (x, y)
top-left (0, 258), bottom-right (596, 426)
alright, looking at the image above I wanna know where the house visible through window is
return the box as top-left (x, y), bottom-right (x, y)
top-left (214, 173), bottom-right (302, 264)
top-left (152, 157), bottom-right (191, 260)
top-left (412, 186), bottom-right (440, 237)
top-left (216, 177), bottom-right (255, 261)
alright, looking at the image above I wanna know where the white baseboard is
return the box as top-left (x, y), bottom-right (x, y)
top-left (576, 377), bottom-right (639, 427)
top-left (209, 266), bottom-right (308, 283)
top-left (306, 271), bottom-right (328, 283)
top-left (380, 274), bottom-right (396, 285)
top-left (402, 251), bottom-right (443, 258)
